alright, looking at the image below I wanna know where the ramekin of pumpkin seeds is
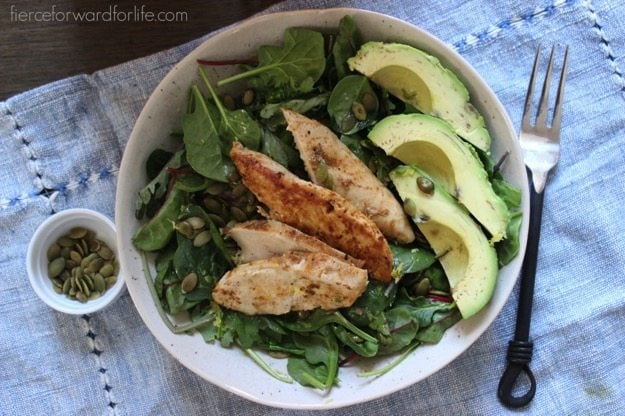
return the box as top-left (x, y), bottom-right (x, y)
top-left (27, 208), bottom-right (125, 314)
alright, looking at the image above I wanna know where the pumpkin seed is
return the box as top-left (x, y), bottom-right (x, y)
top-left (414, 278), bottom-right (431, 296)
top-left (80, 239), bottom-right (89, 256)
top-left (186, 216), bottom-right (206, 230)
top-left (69, 250), bottom-right (82, 263)
top-left (89, 291), bottom-right (101, 300)
top-left (81, 252), bottom-right (98, 269)
top-left (340, 112), bottom-right (356, 132)
top-left (69, 227), bottom-right (88, 239)
top-left (417, 176), bottom-right (434, 194)
top-left (99, 263), bottom-right (114, 277)
top-left (62, 278), bottom-right (71, 294)
top-left (223, 94), bottom-right (236, 110)
top-left (242, 88), bottom-right (255, 106)
top-left (230, 206), bottom-right (247, 223)
top-left (351, 101), bottom-right (367, 121)
top-left (193, 230), bottom-right (212, 247)
top-left (105, 276), bottom-right (117, 290)
top-left (207, 213), bottom-right (226, 227)
top-left (175, 220), bottom-right (195, 238)
top-left (52, 278), bottom-right (64, 289)
top-left (231, 183), bottom-right (248, 199)
top-left (47, 257), bottom-right (65, 279)
top-left (58, 236), bottom-right (75, 247)
top-left (205, 182), bottom-right (227, 196)
top-left (84, 274), bottom-right (95, 291)
top-left (88, 238), bottom-right (101, 252)
top-left (98, 245), bottom-right (114, 260)
top-left (203, 197), bottom-right (223, 215)
top-left (53, 285), bottom-right (63, 294)
top-left (86, 258), bottom-right (104, 274)
top-left (60, 247), bottom-right (71, 259)
top-left (47, 243), bottom-right (61, 261)
top-left (361, 92), bottom-right (377, 112)
top-left (181, 272), bottom-right (198, 294)
top-left (76, 292), bottom-right (88, 303)
top-left (93, 274), bottom-right (106, 293)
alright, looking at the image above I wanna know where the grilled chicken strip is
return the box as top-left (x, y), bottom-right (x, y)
top-left (283, 108), bottom-right (415, 244)
top-left (230, 141), bottom-right (393, 282)
top-left (226, 219), bottom-right (364, 267)
top-left (212, 251), bottom-right (368, 315)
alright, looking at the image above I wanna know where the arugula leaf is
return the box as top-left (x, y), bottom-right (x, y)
top-left (218, 28), bottom-right (326, 100)
top-left (182, 85), bottom-right (233, 182)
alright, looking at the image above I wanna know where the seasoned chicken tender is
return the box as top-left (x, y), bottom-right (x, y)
top-left (283, 108), bottom-right (415, 244)
top-left (212, 251), bottom-right (368, 315)
top-left (226, 219), bottom-right (364, 267)
top-left (230, 141), bottom-right (393, 282)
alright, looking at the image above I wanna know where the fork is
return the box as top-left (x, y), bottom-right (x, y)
top-left (497, 45), bottom-right (569, 408)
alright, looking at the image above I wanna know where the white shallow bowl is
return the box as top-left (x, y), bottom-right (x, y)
top-left (116, 8), bottom-right (529, 409)
top-left (27, 208), bottom-right (125, 315)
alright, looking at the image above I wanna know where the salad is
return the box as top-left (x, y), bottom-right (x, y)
top-left (132, 16), bottom-right (521, 390)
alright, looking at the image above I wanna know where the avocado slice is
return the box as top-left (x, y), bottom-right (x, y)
top-left (369, 113), bottom-right (509, 242)
top-left (347, 42), bottom-right (491, 152)
top-left (390, 165), bottom-right (498, 319)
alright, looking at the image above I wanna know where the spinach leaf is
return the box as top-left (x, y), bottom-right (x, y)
top-left (344, 282), bottom-right (395, 334)
top-left (332, 15), bottom-right (362, 80)
top-left (327, 74), bottom-right (378, 134)
top-left (135, 150), bottom-right (184, 219)
top-left (133, 188), bottom-right (186, 252)
top-left (331, 324), bottom-right (378, 357)
top-left (415, 309), bottom-right (462, 344)
top-left (166, 283), bottom-right (199, 314)
top-left (260, 128), bottom-right (298, 168)
top-left (199, 67), bottom-right (261, 150)
top-left (173, 173), bottom-right (211, 192)
top-left (497, 210), bottom-right (522, 266)
top-left (390, 244), bottom-right (436, 279)
top-left (218, 28), bottom-right (326, 100)
top-left (177, 204), bottom-right (234, 266)
top-left (182, 85), bottom-right (233, 182)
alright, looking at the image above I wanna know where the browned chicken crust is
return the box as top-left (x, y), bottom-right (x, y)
top-left (230, 141), bottom-right (393, 282)
top-left (212, 251), bottom-right (368, 315)
top-left (283, 108), bottom-right (415, 244)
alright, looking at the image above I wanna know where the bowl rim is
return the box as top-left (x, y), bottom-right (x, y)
top-left (116, 7), bottom-right (529, 409)
top-left (27, 208), bottom-right (126, 315)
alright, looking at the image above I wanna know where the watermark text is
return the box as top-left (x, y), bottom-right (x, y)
top-left (9, 4), bottom-right (188, 23)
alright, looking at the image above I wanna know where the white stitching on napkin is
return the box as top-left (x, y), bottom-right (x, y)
top-left (453, 0), bottom-right (578, 52)
top-left (81, 314), bottom-right (119, 415)
top-left (582, 0), bottom-right (625, 98)
top-left (0, 165), bottom-right (118, 211)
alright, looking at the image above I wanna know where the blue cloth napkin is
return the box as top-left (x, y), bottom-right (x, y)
top-left (2, 0), bottom-right (623, 414)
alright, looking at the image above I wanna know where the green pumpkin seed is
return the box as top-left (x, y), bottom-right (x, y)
top-left (47, 257), bottom-right (65, 278)
top-left (98, 245), bottom-right (114, 261)
top-left (47, 243), bottom-right (61, 261)
top-left (58, 236), bottom-right (75, 247)
top-left (361, 92), bottom-right (377, 112)
top-left (53, 285), bottom-right (63, 294)
top-left (105, 276), bottom-right (117, 290)
top-left (175, 221), bottom-right (195, 238)
top-left (89, 291), bottom-right (101, 300)
top-left (181, 272), bottom-right (198, 294)
top-left (83, 274), bottom-right (95, 291)
top-left (231, 183), bottom-right (248, 199)
top-left (242, 89), bottom-right (255, 106)
top-left (86, 258), bottom-right (104, 274)
top-left (81, 252), bottom-right (98, 269)
top-left (76, 292), bottom-right (88, 303)
top-left (69, 227), bottom-right (88, 239)
top-left (60, 246), bottom-right (71, 259)
top-left (69, 250), bottom-right (82, 263)
top-left (186, 216), bottom-right (206, 230)
top-left (193, 230), bottom-right (212, 247)
top-left (351, 101), bottom-right (367, 121)
top-left (414, 278), bottom-right (431, 296)
top-left (340, 112), bottom-right (356, 132)
top-left (93, 274), bottom-right (106, 293)
top-left (88, 238), bottom-right (101, 252)
top-left (223, 94), bottom-right (236, 111)
top-left (52, 277), bottom-right (64, 289)
top-left (62, 278), bottom-right (72, 294)
top-left (203, 197), bottom-right (223, 215)
top-left (230, 206), bottom-right (247, 223)
top-left (99, 263), bottom-right (114, 277)
top-left (205, 182), bottom-right (227, 196)
top-left (417, 176), bottom-right (434, 194)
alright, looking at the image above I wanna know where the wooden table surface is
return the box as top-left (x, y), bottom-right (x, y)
top-left (0, 0), bottom-right (284, 100)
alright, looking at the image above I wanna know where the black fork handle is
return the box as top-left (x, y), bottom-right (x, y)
top-left (498, 169), bottom-right (544, 408)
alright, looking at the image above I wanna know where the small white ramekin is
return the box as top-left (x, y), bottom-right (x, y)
top-left (26, 208), bottom-right (125, 314)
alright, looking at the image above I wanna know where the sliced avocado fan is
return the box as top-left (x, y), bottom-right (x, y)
top-left (348, 42), bottom-right (491, 152)
top-left (390, 165), bottom-right (498, 319)
top-left (369, 113), bottom-right (509, 242)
